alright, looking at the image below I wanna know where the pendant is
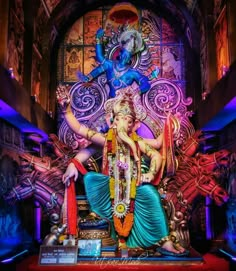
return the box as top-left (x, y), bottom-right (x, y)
top-left (113, 201), bottom-right (129, 218)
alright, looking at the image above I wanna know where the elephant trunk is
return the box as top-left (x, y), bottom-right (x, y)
top-left (116, 123), bottom-right (139, 163)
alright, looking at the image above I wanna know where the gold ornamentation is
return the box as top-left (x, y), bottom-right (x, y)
top-left (149, 160), bottom-right (157, 175)
top-left (109, 177), bottom-right (115, 199)
top-left (156, 235), bottom-right (170, 247)
top-left (149, 167), bottom-right (157, 175)
top-left (118, 143), bottom-right (127, 155)
top-left (104, 88), bottom-right (147, 121)
top-left (79, 229), bottom-right (110, 239)
top-left (87, 129), bottom-right (97, 141)
top-left (130, 178), bottom-right (136, 198)
top-left (145, 143), bottom-right (155, 156)
top-left (87, 74), bottom-right (93, 81)
top-left (116, 104), bottom-right (136, 119)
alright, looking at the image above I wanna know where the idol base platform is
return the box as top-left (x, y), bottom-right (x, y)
top-left (13, 247), bottom-right (230, 271)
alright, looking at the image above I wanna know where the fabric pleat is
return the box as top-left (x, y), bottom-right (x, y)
top-left (127, 184), bottom-right (169, 248)
top-left (83, 172), bottom-right (116, 239)
top-left (84, 172), bottom-right (169, 248)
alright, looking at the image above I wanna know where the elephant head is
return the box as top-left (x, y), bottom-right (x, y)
top-left (111, 99), bottom-right (141, 162)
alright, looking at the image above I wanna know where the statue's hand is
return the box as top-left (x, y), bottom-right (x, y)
top-left (141, 172), bottom-right (155, 184)
top-left (96, 28), bottom-right (105, 39)
top-left (62, 162), bottom-right (78, 187)
top-left (56, 85), bottom-right (70, 112)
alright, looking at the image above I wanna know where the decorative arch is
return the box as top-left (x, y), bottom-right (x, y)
top-left (38, 0), bottom-right (203, 116)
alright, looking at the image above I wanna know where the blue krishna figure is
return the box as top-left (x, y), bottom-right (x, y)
top-left (78, 28), bottom-right (152, 98)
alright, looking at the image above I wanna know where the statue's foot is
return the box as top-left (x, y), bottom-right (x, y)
top-left (173, 241), bottom-right (186, 253)
top-left (157, 240), bottom-right (189, 257)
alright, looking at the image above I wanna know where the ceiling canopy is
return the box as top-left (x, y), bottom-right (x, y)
top-left (43, 0), bottom-right (203, 53)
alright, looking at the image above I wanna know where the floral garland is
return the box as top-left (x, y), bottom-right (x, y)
top-left (105, 128), bottom-right (140, 238)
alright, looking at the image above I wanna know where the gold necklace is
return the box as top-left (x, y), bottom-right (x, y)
top-left (118, 143), bottom-right (127, 155)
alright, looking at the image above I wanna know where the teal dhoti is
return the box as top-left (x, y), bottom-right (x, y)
top-left (83, 171), bottom-right (169, 248)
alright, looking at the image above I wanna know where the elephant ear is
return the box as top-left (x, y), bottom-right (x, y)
top-left (132, 120), bottom-right (141, 132)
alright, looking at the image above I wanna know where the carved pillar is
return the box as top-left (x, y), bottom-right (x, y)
top-left (204, 0), bottom-right (217, 92)
top-left (0, 1), bottom-right (9, 67)
top-left (23, 0), bottom-right (34, 95)
top-left (227, 0), bottom-right (236, 64)
top-left (40, 29), bottom-right (51, 112)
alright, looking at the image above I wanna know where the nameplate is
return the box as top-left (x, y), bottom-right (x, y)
top-left (38, 245), bottom-right (78, 265)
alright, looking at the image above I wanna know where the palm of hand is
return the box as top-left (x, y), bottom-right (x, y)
top-left (56, 85), bottom-right (70, 110)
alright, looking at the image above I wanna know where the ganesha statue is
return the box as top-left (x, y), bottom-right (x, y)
top-left (57, 84), bottom-right (189, 257)
top-left (55, 27), bottom-right (230, 256)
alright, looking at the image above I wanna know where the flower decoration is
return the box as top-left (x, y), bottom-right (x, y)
top-left (113, 201), bottom-right (129, 218)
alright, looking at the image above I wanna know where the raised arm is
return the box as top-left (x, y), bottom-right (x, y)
top-left (132, 69), bottom-right (151, 94)
top-left (142, 133), bottom-right (163, 150)
top-left (56, 85), bottom-right (105, 147)
top-left (139, 75), bottom-right (151, 94)
top-left (95, 28), bottom-right (106, 63)
top-left (78, 28), bottom-right (108, 83)
top-left (62, 144), bottom-right (100, 185)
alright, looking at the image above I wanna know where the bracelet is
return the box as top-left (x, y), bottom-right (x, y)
top-left (96, 38), bottom-right (102, 44)
top-left (86, 129), bottom-right (97, 141)
top-left (156, 235), bottom-right (170, 247)
top-left (87, 74), bottom-right (93, 81)
top-left (149, 167), bottom-right (157, 175)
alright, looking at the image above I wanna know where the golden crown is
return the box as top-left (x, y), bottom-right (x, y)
top-left (113, 101), bottom-right (136, 118)
top-left (104, 87), bottom-right (147, 121)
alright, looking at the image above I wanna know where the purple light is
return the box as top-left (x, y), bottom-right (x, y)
top-left (1, 250), bottom-right (28, 264)
top-left (202, 96), bottom-right (236, 131)
top-left (1, 258), bottom-right (13, 263)
top-left (34, 201), bottom-right (42, 242)
top-left (0, 99), bottom-right (48, 142)
top-left (137, 122), bottom-right (154, 138)
top-left (205, 196), bottom-right (213, 240)
top-left (219, 248), bottom-right (236, 261)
